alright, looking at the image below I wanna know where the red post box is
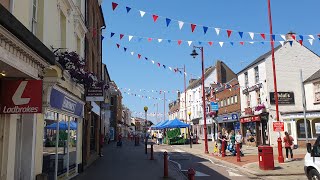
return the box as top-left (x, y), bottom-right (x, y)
top-left (258, 146), bottom-right (274, 170)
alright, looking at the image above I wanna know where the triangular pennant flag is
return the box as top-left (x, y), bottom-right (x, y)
top-left (166, 18), bottom-right (171, 27)
top-left (260, 33), bottom-right (266, 39)
top-left (191, 24), bottom-right (197, 32)
top-left (112, 2), bottom-right (118, 11)
top-left (272, 35), bottom-right (276, 41)
top-left (308, 39), bottom-right (314, 45)
top-left (219, 42), bottom-right (224, 47)
top-left (163, 65), bottom-right (166, 68)
top-left (128, 35), bottom-right (133, 41)
top-left (139, 10), bottom-right (146, 17)
top-left (238, 32), bottom-right (243, 38)
top-left (158, 39), bottom-right (163, 43)
top-left (227, 30), bottom-right (232, 38)
top-left (168, 40), bottom-right (171, 43)
top-left (249, 41), bottom-right (255, 44)
top-left (299, 35), bottom-right (304, 41)
top-left (260, 42), bottom-right (265, 44)
top-left (138, 54), bottom-right (141, 59)
top-left (178, 21), bottom-right (184, 30)
top-left (230, 42), bottom-right (234, 46)
top-left (240, 41), bottom-right (244, 45)
top-left (203, 26), bottom-right (208, 34)
top-left (169, 67), bottom-right (172, 71)
top-left (299, 40), bottom-right (303, 46)
top-left (187, 41), bottom-right (192, 46)
top-left (124, 47), bottom-right (127, 52)
top-left (130, 52), bottom-right (134, 55)
top-left (289, 41), bottom-right (293, 46)
top-left (111, 32), bottom-right (115, 37)
top-left (151, 60), bottom-right (154, 64)
top-left (291, 34), bottom-right (296, 40)
top-left (198, 41), bottom-right (202, 45)
top-left (280, 34), bottom-right (286, 41)
top-left (152, 15), bottom-right (159, 22)
top-left (126, 7), bottom-right (131, 13)
top-left (177, 40), bottom-right (182, 45)
top-left (318, 34), bottom-right (320, 37)
top-left (157, 63), bottom-right (160, 67)
top-left (101, 35), bottom-right (104, 41)
top-left (249, 32), bottom-right (254, 40)
top-left (120, 34), bottom-right (124, 40)
top-left (215, 28), bottom-right (220, 35)
top-left (145, 57), bottom-right (148, 60)
top-left (148, 38), bottom-right (152, 42)
top-left (309, 35), bottom-right (315, 39)
top-left (208, 41), bottom-right (213, 46)
top-left (279, 41), bottom-right (284, 46)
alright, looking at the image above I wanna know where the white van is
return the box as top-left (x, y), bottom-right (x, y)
top-left (305, 141), bottom-right (320, 180)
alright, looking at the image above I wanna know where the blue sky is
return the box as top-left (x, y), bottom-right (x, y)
top-left (101, 0), bottom-right (320, 123)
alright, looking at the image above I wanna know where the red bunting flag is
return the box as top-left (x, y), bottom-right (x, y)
top-left (260, 33), bottom-right (266, 39)
top-left (152, 15), bottom-right (159, 22)
top-left (240, 42), bottom-right (244, 45)
top-left (157, 63), bottom-right (160, 67)
top-left (116, 44), bottom-right (120, 48)
top-left (112, 2), bottom-right (118, 11)
top-left (318, 34), bottom-right (320, 37)
top-left (191, 24), bottom-right (197, 32)
top-left (148, 38), bottom-right (152, 42)
top-left (178, 40), bottom-right (182, 45)
top-left (138, 54), bottom-right (141, 59)
top-left (120, 34), bottom-right (124, 40)
top-left (299, 40), bottom-right (303, 46)
top-left (208, 41), bottom-right (213, 46)
top-left (291, 34), bottom-right (296, 40)
top-left (227, 30), bottom-right (232, 38)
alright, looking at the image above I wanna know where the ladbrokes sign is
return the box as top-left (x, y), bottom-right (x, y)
top-left (0, 80), bottom-right (42, 114)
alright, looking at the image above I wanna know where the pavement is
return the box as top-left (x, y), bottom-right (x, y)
top-left (73, 139), bottom-right (186, 180)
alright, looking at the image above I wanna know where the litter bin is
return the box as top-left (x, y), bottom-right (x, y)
top-left (258, 146), bottom-right (274, 170)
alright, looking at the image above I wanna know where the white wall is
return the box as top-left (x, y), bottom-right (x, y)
top-left (305, 81), bottom-right (320, 111)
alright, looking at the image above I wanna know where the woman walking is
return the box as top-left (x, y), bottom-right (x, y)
top-left (283, 131), bottom-right (294, 161)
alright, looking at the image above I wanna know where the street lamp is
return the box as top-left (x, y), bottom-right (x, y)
top-left (188, 112), bottom-right (192, 148)
top-left (144, 106), bottom-right (148, 154)
top-left (190, 46), bottom-right (209, 154)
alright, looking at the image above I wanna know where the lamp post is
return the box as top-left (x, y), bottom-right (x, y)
top-left (144, 106), bottom-right (148, 154)
top-left (188, 112), bottom-right (192, 148)
top-left (190, 46), bottom-right (209, 154)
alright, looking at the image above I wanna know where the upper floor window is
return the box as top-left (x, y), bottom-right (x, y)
top-left (31, 0), bottom-right (38, 34)
top-left (315, 82), bottom-right (320, 103)
top-left (231, 96), bottom-right (234, 104)
top-left (254, 66), bottom-right (259, 84)
top-left (246, 95), bottom-right (250, 107)
top-left (235, 95), bottom-right (238, 103)
top-left (256, 90), bottom-right (261, 104)
top-left (223, 99), bottom-right (226, 106)
top-left (227, 98), bottom-right (230, 106)
top-left (244, 72), bottom-right (249, 87)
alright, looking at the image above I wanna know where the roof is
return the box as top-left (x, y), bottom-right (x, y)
top-left (237, 45), bottom-right (282, 75)
top-left (187, 65), bottom-right (215, 90)
top-left (305, 69), bottom-right (320, 83)
top-left (0, 4), bottom-right (55, 65)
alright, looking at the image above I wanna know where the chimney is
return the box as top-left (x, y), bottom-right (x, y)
top-left (285, 31), bottom-right (296, 41)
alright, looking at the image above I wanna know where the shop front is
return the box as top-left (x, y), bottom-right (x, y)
top-left (42, 86), bottom-right (84, 180)
top-left (198, 117), bottom-right (215, 140)
top-left (217, 113), bottom-right (240, 133)
top-left (240, 113), bottom-right (269, 147)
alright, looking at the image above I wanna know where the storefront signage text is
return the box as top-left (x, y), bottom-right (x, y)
top-left (0, 80), bottom-right (42, 114)
top-left (270, 92), bottom-right (295, 104)
top-left (242, 83), bottom-right (262, 94)
top-left (273, 122), bottom-right (284, 132)
top-left (240, 115), bottom-right (260, 123)
top-left (86, 85), bottom-right (104, 101)
top-left (210, 102), bottom-right (219, 111)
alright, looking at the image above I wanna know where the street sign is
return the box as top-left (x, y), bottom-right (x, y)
top-left (210, 102), bottom-right (219, 111)
top-left (273, 122), bottom-right (284, 132)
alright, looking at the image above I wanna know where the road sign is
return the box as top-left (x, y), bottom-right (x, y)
top-left (210, 102), bottom-right (219, 111)
top-left (273, 122), bottom-right (284, 132)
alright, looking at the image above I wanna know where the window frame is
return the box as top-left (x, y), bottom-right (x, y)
top-left (244, 72), bottom-right (249, 87)
top-left (31, 0), bottom-right (38, 34)
top-left (314, 81), bottom-right (320, 103)
top-left (254, 66), bottom-right (259, 84)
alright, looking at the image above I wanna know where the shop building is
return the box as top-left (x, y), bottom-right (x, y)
top-left (238, 32), bottom-right (320, 147)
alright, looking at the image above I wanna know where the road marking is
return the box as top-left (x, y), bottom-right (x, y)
top-left (168, 156), bottom-right (182, 170)
top-left (206, 158), bottom-right (239, 172)
top-left (158, 149), bottom-right (167, 152)
top-left (195, 171), bottom-right (210, 177)
top-left (174, 149), bottom-right (185, 153)
top-left (227, 171), bottom-right (243, 177)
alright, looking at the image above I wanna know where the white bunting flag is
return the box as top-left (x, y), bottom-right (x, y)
top-left (279, 41), bottom-right (284, 46)
top-left (308, 39), bottom-right (314, 45)
top-left (187, 41), bottom-right (192, 46)
top-left (249, 32), bottom-right (255, 40)
top-left (169, 67), bottom-right (172, 71)
top-left (130, 52), bottom-right (134, 55)
top-left (158, 39), bottom-right (163, 43)
top-left (151, 60), bottom-right (155, 64)
top-left (184, 72), bottom-right (187, 76)
top-left (249, 41), bottom-right (254, 44)
top-left (215, 28), bottom-right (220, 35)
top-left (309, 35), bottom-right (315, 40)
top-left (219, 42), bottom-right (224, 47)
top-left (280, 34), bottom-right (286, 41)
top-left (128, 35), bottom-right (133, 41)
top-left (139, 10), bottom-right (146, 17)
top-left (178, 21), bottom-right (184, 30)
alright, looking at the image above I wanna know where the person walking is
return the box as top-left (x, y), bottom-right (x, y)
top-left (158, 132), bottom-right (163, 145)
top-left (283, 131), bottom-right (294, 161)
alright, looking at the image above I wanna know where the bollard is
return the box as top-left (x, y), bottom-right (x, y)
top-left (145, 139), bottom-right (148, 154)
top-left (236, 143), bottom-right (241, 162)
top-left (221, 140), bottom-right (226, 157)
top-left (163, 152), bottom-right (168, 178)
top-left (150, 144), bottom-right (154, 160)
top-left (277, 137), bottom-right (284, 163)
top-left (187, 168), bottom-right (196, 180)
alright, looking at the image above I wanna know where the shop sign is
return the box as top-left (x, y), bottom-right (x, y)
top-left (315, 123), bottom-right (320, 134)
top-left (217, 113), bottom-right (239, 123)
top-left (245, 107), bottom-right (253, 115)
top-left (86, 84), bottom-right (104, 101)
top-left (50, 88), bottom-right (83, 117)
top-left (270, 92), bottom-right (295, 104)
top-left (273, 122), bottom-right (284, 132)
top-left (0, 80), bottom-right (42, 114)
top-left (240, 115), bottom-right (260, 123)
top-left (242, 83), bottom-right (262, 94)
top-left (210, 102), bottom-right (219, 111)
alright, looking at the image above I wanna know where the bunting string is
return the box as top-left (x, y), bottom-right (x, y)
top-left (111, 2), bottom-right (320, 40)
top-left (123, 91), bottom-right (172, 102)
top-left (119, 87), bottom-right (181, 94)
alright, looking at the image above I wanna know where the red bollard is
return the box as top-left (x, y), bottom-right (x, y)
top-left (236, 143), bottom-right (241, 162)
top-left (277, 137), bottom-right (284, 163)
top-left (221, 140), bottom-right (226, 157)
top-left (187, 168), bottom-right (196, 180)
top-left (164, 152), bottom-right (168, 178)
top-left (150, 144), bottom-right (154, 160)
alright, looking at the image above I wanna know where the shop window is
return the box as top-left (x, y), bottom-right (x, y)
top-left (243, 122), bottom-right (256, 138)
top-left (312, 119), bottom-right (320, 138)
top-left (296, 119), bottom-right (312, 139)
top-left (287, 122), bottom-right (292, 135)
top-left (314, 82), bottom-right (320, 103)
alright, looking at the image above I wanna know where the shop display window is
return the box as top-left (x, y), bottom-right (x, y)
top-left (296, 119), bottom-right (311, 138)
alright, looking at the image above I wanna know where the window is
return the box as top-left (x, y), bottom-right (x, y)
top-left (256, 90), bottom-right (261, 104)
top-left (244, 72), bottom-right (249, 87)
top-left (235, 95), bottom-right (238, 103)
top-left (254, 66), bottom-right (259, 84)
top-left (60, 11), bottom-right (66, 48)
top-left (31, 0), bottom-right (38, 34)
top-left (246, 95), bottom-right (250, 107)
top-left (223, 99), bottom-right (226, 106)
top-left (297, 119), bottom-right (311, 138)
top-left (227, 98), bottom-right (230, 105)
top-left (220, 101), bottom-right (223, 107)
top-left (77, 37), bottom-right (81, 55)
top-left (231, 96), bottom-right (234, 104)
top-left (315, 82), bottom-right (320, 103)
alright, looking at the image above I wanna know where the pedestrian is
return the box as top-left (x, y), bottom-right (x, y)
top-left (158, 132), bottom-right (163, 145)
top-left (99, 133), bottom-right (104, 156)
top-left (217, 132), bottom-right (223, 156)
top-left (235, 131), bottom-right (244, 156)
top-left (283, 131), bottom-right (294, 161)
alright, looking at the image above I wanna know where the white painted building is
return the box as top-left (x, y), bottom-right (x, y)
top-left (238, 33), bottom-right (320, 147)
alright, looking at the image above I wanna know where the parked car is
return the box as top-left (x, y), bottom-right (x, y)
top-left (305, 137), bottom-right (320, 180)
